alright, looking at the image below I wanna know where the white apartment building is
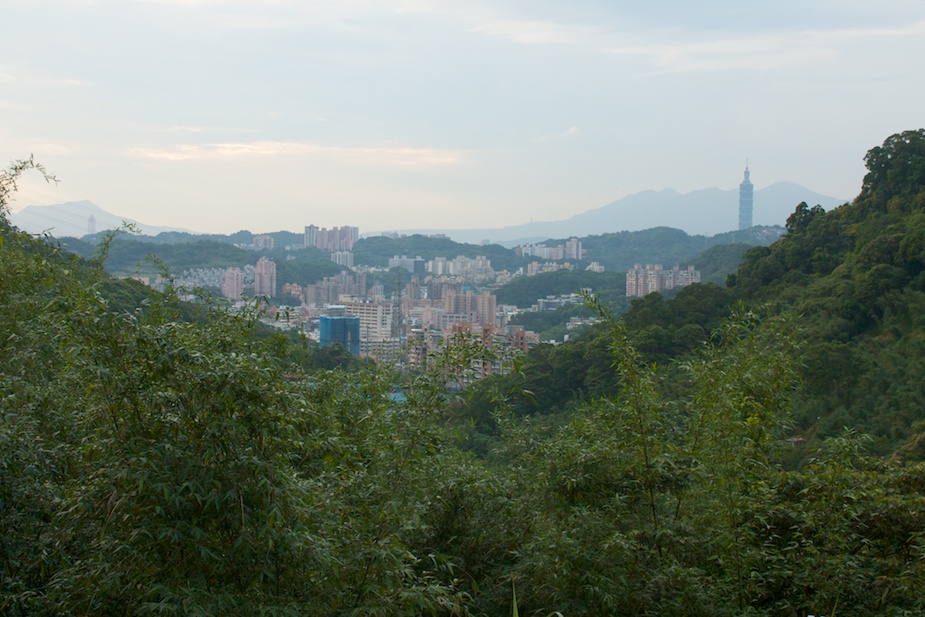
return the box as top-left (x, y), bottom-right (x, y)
top-left (626, 264), bottom-right (701, 298)
top-left (342, 301), bottom-right (394, 342)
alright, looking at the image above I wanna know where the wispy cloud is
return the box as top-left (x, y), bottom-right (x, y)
top-left (471, 19), bottom-right (598, 45)
top-left (607, 21), bottom-right (925, 74)
top-left (32, 143), bottom-right (71, 155)
top-left (535, 126), bottom-right (580, 143)
top-left (128, 141), bottom-right (461, 167)
top-left (608, 35), bottom-right (818, 73)
top-left (0, 65), bottom-right (86, 86)
top-left (161, 125), bottom-right (261, 134)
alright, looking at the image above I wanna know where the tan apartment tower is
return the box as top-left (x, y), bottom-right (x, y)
top-left (254, 257), bottom-right (277, 297)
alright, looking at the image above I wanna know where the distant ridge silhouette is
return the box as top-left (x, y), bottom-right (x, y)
top-left (11, 201), bottom-right (194, 238)
top-left (376, 182), bottom-right (847, 244)
top-left (10, 181), bottom-right (847, 243)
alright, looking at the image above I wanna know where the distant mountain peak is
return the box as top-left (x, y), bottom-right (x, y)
top-left (10, 201), bottom-right (194, 238)
top-left (376, 182), bottom-right (847, 244)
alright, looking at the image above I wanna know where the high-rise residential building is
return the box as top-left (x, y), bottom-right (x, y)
top-left (442, 290), bottom-right (497, 327)
top-left (626, 264), bottom-right (701, 298)
top-left (429, 256), bottom-right (448, 276)
top-left (253, 235), bottom-right (275, 250)
top-left (739, 163), bottom-right (754, 230)
top-left (518, 243), bottom-right (566, 260)
top-left (564, 237), bottom-right (583, 261)
top-left (87, 215), bottom-right (96, 236)
top-left (475, 292), bottom-right (497, 327)
top-left (304, 224), bottom-right (318, 249)
top-left (342, 300), bottom-right (394, 343)
top-left (319, 305), bottom-right (361, 355)
top-left (424, 255), bottom-right (493, 278)
top-left (331, 251), bottom-right (354, 268)
top-left (302, 271), bottom-right (364, 306)
top-left (323, 226), bottom-right (359, 252)
top-left (222, 267), bottom-right (244, 299)
top-left (254, 257), bottom-right (277, 297)
top-left (389, 255), bottom-right (426, 274)
top-left (304, 225), bottom-right (360, 252)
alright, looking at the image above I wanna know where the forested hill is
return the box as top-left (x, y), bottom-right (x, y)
top-left (354, 226), bottom-right (780, 273)
top-left (575, 225), bottom-right (783, 272)
top-left (351, 234), bottom-right (525, 270)
top-left (4, 133), bottom-right (925, 616)
top-left (731, 128), bottom-right (925, 455)
top-left (59, 235), bottom-right (346, 284)
top-left (60, 222), bottom-right (780, 280)
top-left (464, 129), bottom-right (925, 457)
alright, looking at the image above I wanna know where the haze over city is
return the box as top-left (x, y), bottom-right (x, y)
top-left (2, 0), bottom-right (923, 233)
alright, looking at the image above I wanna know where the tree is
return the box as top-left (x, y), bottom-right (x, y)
top-left (859, 128), bottom-right (925, 213)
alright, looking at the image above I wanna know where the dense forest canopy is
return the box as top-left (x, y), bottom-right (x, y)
top-left (494, 269), bottom-right (625, 307)
top-left (351, 234), bottom-right (527, 270)
top-left (3, 131), bottom-right (925, 616)
top-left (576, 225), bottom-right (781, 273)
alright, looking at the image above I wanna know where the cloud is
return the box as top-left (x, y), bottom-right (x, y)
top-left (606, 21), bottom-right (925, 74)
top-left (127, 141), bottom-right (461, 167)
top-left (471, 19), bottom-right (598, 45)
top-left (0, 63), bottom-right (88, 89)
top-left (32, 143), bottom-right (71, 155)
top-left (535, 126), bottom-right (580, 143)
top-left (162, 125), bottom-right (260, 134)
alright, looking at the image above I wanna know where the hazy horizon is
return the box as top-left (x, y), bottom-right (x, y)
top-left (11, 179), bottom-right (847, 242)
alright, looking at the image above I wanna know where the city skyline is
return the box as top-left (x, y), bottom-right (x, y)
top-left (3, 1), bottom-right (923, 233)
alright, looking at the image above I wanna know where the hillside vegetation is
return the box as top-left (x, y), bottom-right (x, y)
top-left (3, 132), bottom-right (925, 616)
top-left (470, 129), bottom-right (925, 457)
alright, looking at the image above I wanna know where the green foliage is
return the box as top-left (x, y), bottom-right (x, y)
top-left (0, 227), bottom-right (466, 614)
top-left (62, 234), bottom-right (344, 287)
top-left (5, 131), bottom-right (925, 617)
top-left (859, 128), bottom-right (925, 214)
top-left (728, 130), bottom-right (925, 453)
top-left (690, 242), bottom-right (752, 285)
top-left (110, 236), bottom-right (249, 271)
top-left (495, 269), bottom-right (624, 308)
top-left (508, 304), bottom-right (592, 336)
top-left (353, 234), bottom-right (526, 270)
top-left (458, 282), bottom-right (734, 428)
top-left (578, 226), bottom-right (779, 274)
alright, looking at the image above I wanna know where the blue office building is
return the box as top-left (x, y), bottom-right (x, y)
top-left (319, 306), bottom-right (361, 356)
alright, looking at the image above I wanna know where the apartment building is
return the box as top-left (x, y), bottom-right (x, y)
top-left (626, 263), bottom-right (701, 298)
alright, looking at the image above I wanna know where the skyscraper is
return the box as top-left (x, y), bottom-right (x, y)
top-left (304, 224), bottom-right (318, 248)
top-left (304, 224), bottom-right (359, 251)
top-left (739, 163), bottom-right (754, 230)
top-left (222, 267), bottom-right (244, 299)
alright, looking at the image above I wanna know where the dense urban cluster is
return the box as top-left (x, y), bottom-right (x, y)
top-left (144, 227), bottom-right (698, 371)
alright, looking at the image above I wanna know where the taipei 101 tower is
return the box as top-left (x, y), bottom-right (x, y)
top-left (738, 162), bottom-right (754, 230)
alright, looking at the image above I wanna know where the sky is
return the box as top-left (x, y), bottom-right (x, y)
top-left (2, 0), bottom-right (923, 234)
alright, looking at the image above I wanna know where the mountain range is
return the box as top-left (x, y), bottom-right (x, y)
top-left (10, 200), bottom-right (191, 238)
top-left (11, 181), bottom-right (846, 243)
top-left (376, 182), bottom-right (847, 244)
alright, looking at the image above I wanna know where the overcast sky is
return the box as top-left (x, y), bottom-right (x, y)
top-left (2, 0), bottom-right (923, 234)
